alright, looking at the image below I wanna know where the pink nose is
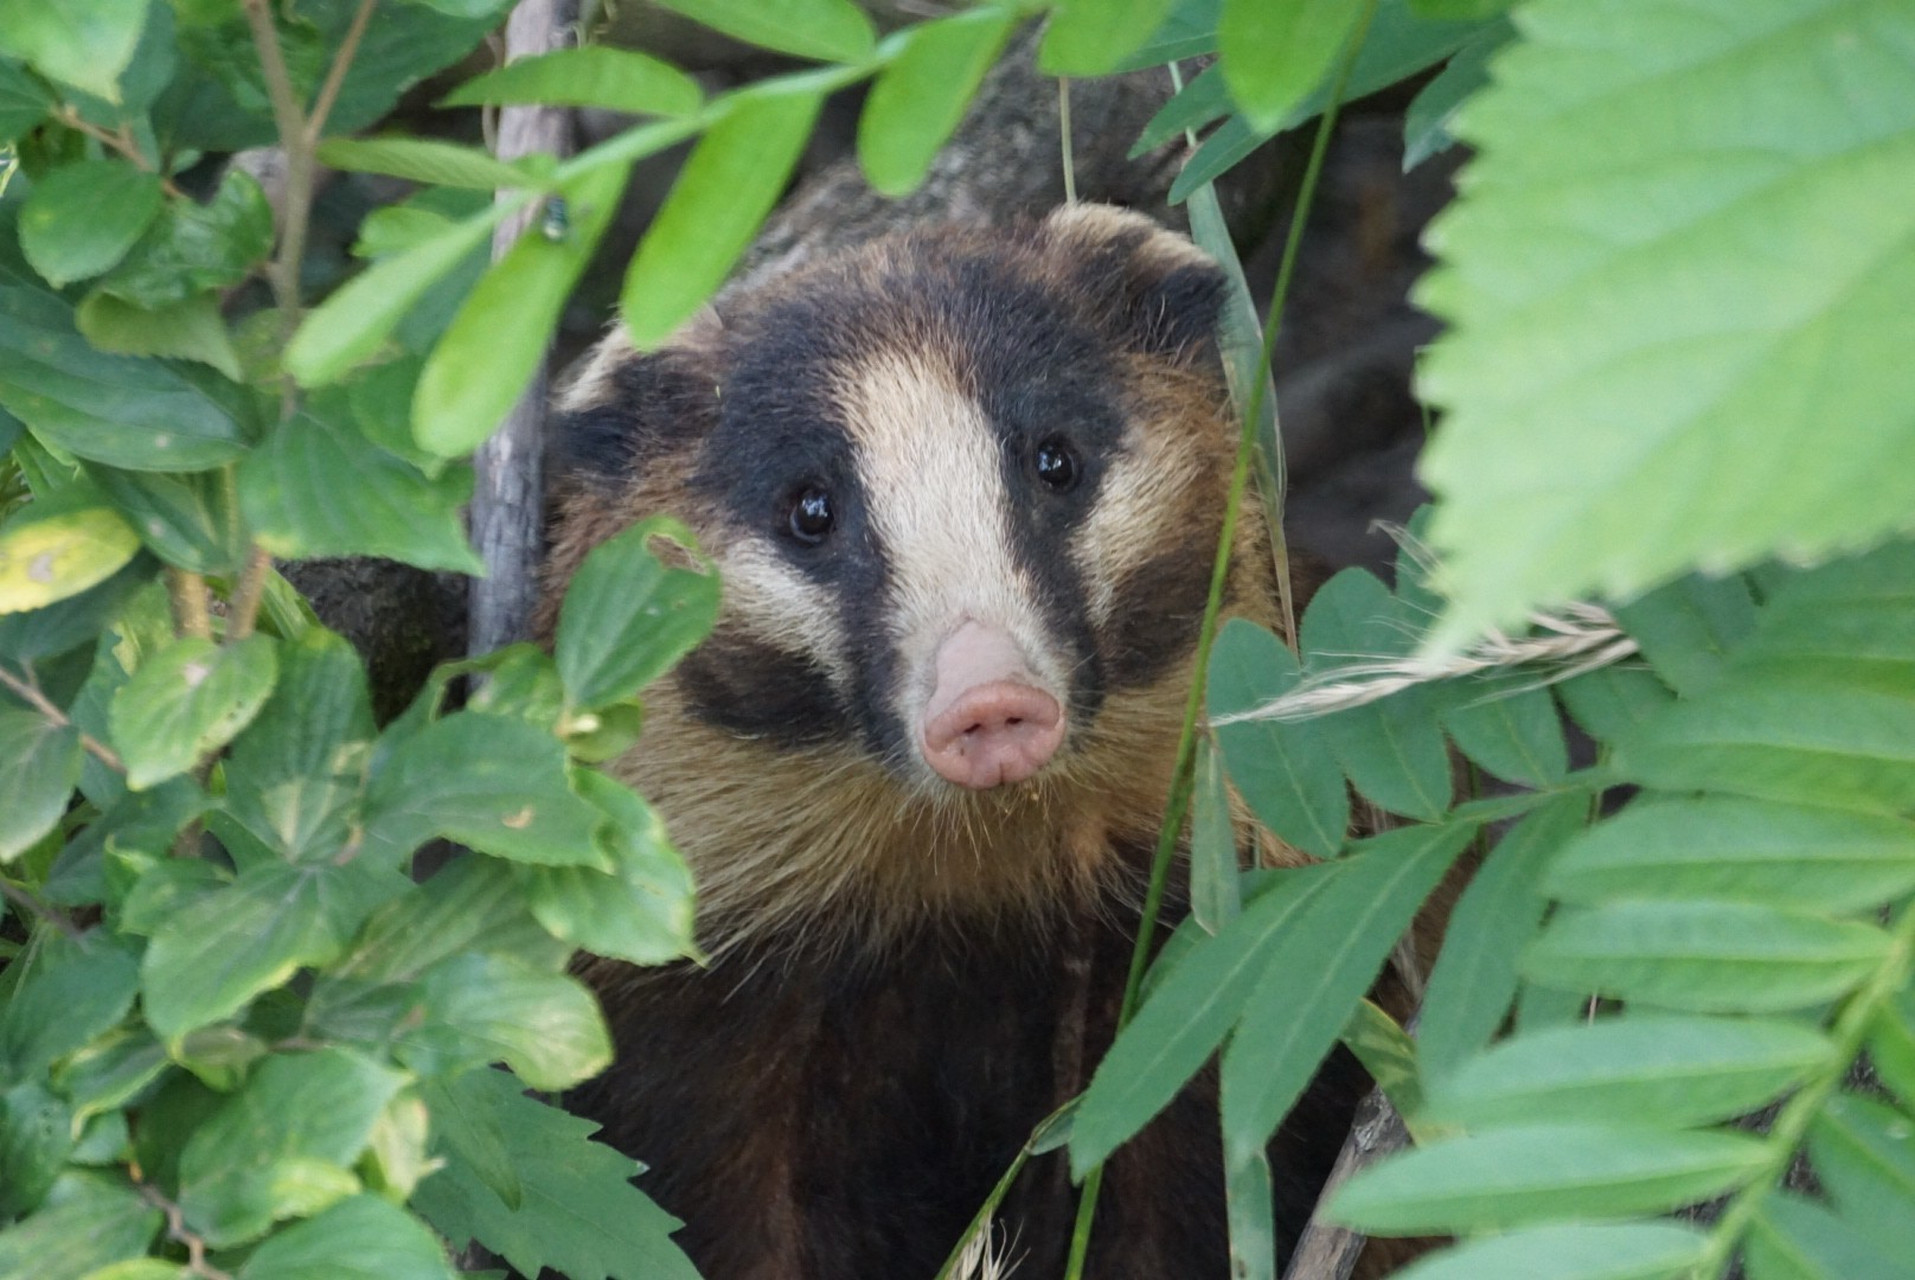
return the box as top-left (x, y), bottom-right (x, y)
top-left (919, 621), bottom-right (1066, 789)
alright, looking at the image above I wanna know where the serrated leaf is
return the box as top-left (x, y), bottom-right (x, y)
top-left (18, 162), bottom-right (163, 286)
top-left (1417, 793), bottom-right (1587, 1082)
top-left (1425, 1015), bottom-right (1830, 1130)
top-left (1329, 1123), bottom-right (1767, 1234)
top-left (1220, 820), bottom-right (1476, 1164)
top-left (318, 136), bottom-right (548, 191)
top-left (1524, 900), bottom-right (1891, 1014)
top-left (1218, 0), bottom-right (1365, 133)
top-left (333, 857), bottom-right (530, 984)
top-left (651, 0), bottom-right (874, 63)
top-left (142, 861), bottom-right (392, 1039)
top-left (362, 712), bottom-right (606, 865)
top-left (1807, 1091), bottom-right (1915, 1261)
top-left (1612, 676), bottom-right (1915, 816)
top-left (1402, 20), bottom-right (1509, 170)
top-left (237, 406), bottom-right (482, 574)
top-left (859, 7), bottom-right (1016, 196)
top-left (621, 82), bottom-right (824, 349)
top-left (1416, 0), bottom-right (1915, 646)
top-left (0, 706), bottom-right (80, 861)
top-left (1439, 674), bottom-right (1568, 787)
top-left (1301, 569), bottom-right (1452, 820)
top-left (1548, 795), bottom-right (1915, 914)
top-left (1554, 662), bottom-right (1671, 743)
top-left (0, 929), bottom-right (140, 1081)
top-left (0, 1171), bottom-right (160, 1280)
top-left (85, 462), bottom-right (248, 574)
top-left (108, 633), bottom-right (276, 789)
top-left (0, 488), bottom-right (142, 613)
top-left (94, 170), bottom-right (275, 310)
top-left (74, 292), bottom-right (243, 380)
top-left (1208, 618), bottom-right (1347, 858)
top-left (1070, 865), bottom-right (1334, 1175)
top-left (415, 160), bottom-right (627, 455)
top-left (1388, 1221), bottom-right (1707, 1280)
top-left (1745, 1191), bottom-right (1915, 1280)
top-left (554, 515), bottom-right (719, 709)
top-left (0, 0), bottom-right (146, 100)
top-left (397, 951), bottom-right (610, 1091)
top-left (1188, 735), bottom-right (1241, 935)
top-left (520, 770), bottom-right (697, 966)
top-left (0, 284), bottom-right (250, 471)
top-left (236, 1193), bottom-right (455, 1280)
top-left (440, 45), bottom-right (702, 116)
top-left (411, 1068), bottom-right (699, 1280)
top-left (1041, 0), bottom-right (1173, 75)
top-left (178, 1048), bottom-right (405, 1247)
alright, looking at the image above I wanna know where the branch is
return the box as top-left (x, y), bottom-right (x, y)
top-left (136, 1181), bottom-right (235, 1280)
top-left (0, 663), bottom-right (124, 773)
top-left (1280, 1085), bottom-right (1411, 1280)
top-left (0, 880), bottom-right (82, 941)
top-left (306, 0), bottom-right (377, 144)
top-left (55, 107), bottom-right (187, 197)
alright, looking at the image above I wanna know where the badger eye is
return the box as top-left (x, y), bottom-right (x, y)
top-left (786, 485), bottom-right (835, 544)
top-left (1033, 437), bottom-right (1080, 492)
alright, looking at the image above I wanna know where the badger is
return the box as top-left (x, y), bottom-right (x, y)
top-left (540, 205), bottom-right (1393, 1279)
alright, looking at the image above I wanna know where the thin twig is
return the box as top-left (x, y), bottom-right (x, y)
top-left (0, 880), bottom-right (83, 940)
top-left (227, 546), bottom-right (274, 641)
top-left (1280, 1085), bottom-right (1410, 1280)
top-left (306, 0), bottom-right (378, 144)
top-left (166, 568), bottom-right (215, 641)
top-left (55, 107), bottom-right (188, 197)
top-left (136, 1181), bottom-right (235, 1280)
top-left (0, 664), bottom-right (124, 772)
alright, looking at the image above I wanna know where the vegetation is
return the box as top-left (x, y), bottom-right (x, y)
top-left (1, 1), bottom-right (1910, 1278)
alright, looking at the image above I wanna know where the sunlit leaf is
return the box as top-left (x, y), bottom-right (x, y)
top-left (651, 0), bottom-right (875, 63)
top-left (18, 162), bottom-right (164, 287)
top-left (859, 7), bottom-right (1016, 196)
top-left (108, 634), bottom-right (277, 790)
top-left (440, 45), bottom-right (702, 116)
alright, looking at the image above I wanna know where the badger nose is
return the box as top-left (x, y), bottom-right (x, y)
top-left (920, 622), bottom-right (1065, 789)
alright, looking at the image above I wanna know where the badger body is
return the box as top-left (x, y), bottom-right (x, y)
top-left (544, 206), bottom-right (1371, 1278)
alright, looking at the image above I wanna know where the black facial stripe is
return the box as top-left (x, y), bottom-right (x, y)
top-left (1101, 535), bottom-right (1218, 690)
top-left (556, 349), bottom-right (714, 482)
top-left (675, 630), bottom-right (850, 747)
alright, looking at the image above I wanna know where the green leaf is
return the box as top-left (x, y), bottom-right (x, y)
top-left (1208, 618), bottom-right (1347, 858)
top-left (1224, 1144), bottom-right (1275, 1280)
top-left (286, 195), bottom-right (522, 386)
top-left (95, 169), bottom-right (276, 310)
top-left (1524, 900), bottom-right (1892, 1014)
top-left (1301, 569), bottom-right (1452, 820)
top-left (1612, 574), bottom-right (1757, 698)
top-left (414, 161), bottom-right (627, 455)
top-left (53, 1028), bottom-right (169, 1124)
top-left (1188, 735), bottom-right (1242, 935)
top-left (397, 951), bottom-right (611, 1091)
top-left (1439, 673), bottom-right (1568, 787)
top-left (0, 706), bottom-right (80, 861)
top-left (1220, 820), bottom-right (1477, 1164)
top-left (1340, 999), bottom-right (1425, 1126)
top-left (236, 1193), bottom-right (455, 1280)
top-left (1612, 676), bottom-right (1915, 816)
top-left (1745, 1191), bottom-right (1915, 1280)
top-left (0, 0), bottom-right (147, 102)
top-left (332, 857), bottom-right (530, 984)
top-left (1873, 986), bottom-right (1915, 1112)
top-left (859, 7), bottom-right (1017, 196)
top-left (142, 860), bottom-right (392, 1040)
top-left (1808, 1092), bottom-right (1915, 1261)
top-left (1218, 0), bottom-right (1365, 132)
top-left (0, 1082), bottom-right (75, 1217)
top-left (178, 1047), bottom-right (405, 1247)
top-left (362, 712), bottom-right (607, 865)
top-left (1329, 1123), bottom-right (1767, 1234)
top-left (1132, 63), bottom-right (1230, 158)
top-left (1547, 796), bottom-right (1915, 915)
top-left (237, 405), bottom-right (481, 574)
top-left (0, 60), bottom-right (51, 145)
top-left (223, 627), bottom-right (374, 862)
top-left (520, 770), bottom-right (697, 966)
top-left (74, 292), bottom-right (242, 380)
top-left (411, 1068), bottom-right (699, 1280)
top-left (1425, 1015), bottom-right (1830, 1130)
top-left (0, 284), bottom-right (251, 471)
top-left (0, 486), bottom-right (142, 613)
top-left (1555, 663), bottom-right (1671, 743)
top-left (0, 1172), bottom-right (161, 1280)
top-left (18, 162), bottom-right (164, 287)
top-left (1041, 0), bottom-right (1173, 75)
top-left (0, 553), bottom-right (156, 663)
top-left (108, 633), bottom-right (276, 789)
top-left (621, 82), bottom-right (825, 348)
top-left (317, 136), bottom-right (548, 191)
top-left (651, 0), bottom-right (875, 63)
top-left (1070, 865), bottom-right (1333, 1175)
top-left (1402, 20), bottom-right (1509, 170)
top-left (85, 462), bottom-right (248, 574)
top-left (1415, 0), bottom-right (1915, 646)
top-left (440, 45), bottom-right (702, 116)
top-left (1111, 0), bottom-right (1223, 69)
top-left (1387, 1222), bottom-right (1708, 1280)
top-left (554, 515), bottom-right (719, 709)
top-left (1417, 793), bottom-right (1587, 1082)
top-left (0, 929), bottom-right (139, 1081)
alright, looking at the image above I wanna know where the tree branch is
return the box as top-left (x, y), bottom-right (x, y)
top-left (0, 663), bottom-right (124, 772)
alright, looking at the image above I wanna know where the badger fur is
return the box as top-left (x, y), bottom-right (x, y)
top-left (541, 205), bottom-right (1383, 1279)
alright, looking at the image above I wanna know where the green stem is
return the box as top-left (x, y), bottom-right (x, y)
top-left (1063, 6), bottom-right (1381, 1276)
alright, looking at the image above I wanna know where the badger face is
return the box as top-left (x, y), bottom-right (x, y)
top-left (548, 205), bottom-right (1271, 950)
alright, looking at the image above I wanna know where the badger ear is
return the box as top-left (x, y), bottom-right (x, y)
top-left (552, 307), bottom-right (723, 483)
top-left (1040, 204), bottom-right (1229, 367)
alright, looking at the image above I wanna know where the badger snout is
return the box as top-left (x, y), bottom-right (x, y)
top-left (919, 620), bottom-right (1065, 789)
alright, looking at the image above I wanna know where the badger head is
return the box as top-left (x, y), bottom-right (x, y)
top-left (546, 205), bottom-right (1278, 956)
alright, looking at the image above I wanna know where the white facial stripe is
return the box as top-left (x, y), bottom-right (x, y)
top-left (836, 352), bottom-right (1062, 712)
top-left (1072, 416), bottom-right (1205, 626)
top-left (721, 540), bottom-right (854, 691)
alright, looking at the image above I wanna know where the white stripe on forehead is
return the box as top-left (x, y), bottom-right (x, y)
top-left (834, 350), bottom-right (1057, 688)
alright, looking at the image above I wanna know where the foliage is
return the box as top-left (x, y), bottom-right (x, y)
top-left (2, 0), bottom-right (1912, 1278)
